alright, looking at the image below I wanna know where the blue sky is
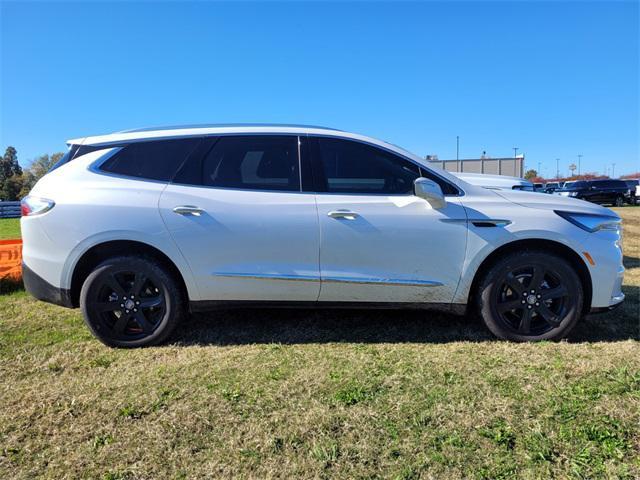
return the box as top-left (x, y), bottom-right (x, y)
top-left (1, 1), bottom-right (638, 177)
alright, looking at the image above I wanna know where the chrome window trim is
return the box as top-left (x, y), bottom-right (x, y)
top-left (86, 132), bottom-right (464, 197)
top-left (90, 134), bottom-right (305, 193)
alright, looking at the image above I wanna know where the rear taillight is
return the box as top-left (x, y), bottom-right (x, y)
top-left (21, 196), bottom-right (55, 216)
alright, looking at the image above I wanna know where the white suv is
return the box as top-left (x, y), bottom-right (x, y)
top-left (21, 125), bottom-right (625, 347)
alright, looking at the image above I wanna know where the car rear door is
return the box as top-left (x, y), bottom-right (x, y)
top-left (159, 135), bottom-right (320, 302)
top-left (590, 181), bottom-right (612, 204)
top-left (306, 136), bottom-right (468, 304)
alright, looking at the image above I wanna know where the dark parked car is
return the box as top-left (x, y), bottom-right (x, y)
top-left (623, 179), bottom-right (639, 205)
top-left (544, 182), bottom-right (562, 193)
top-left (555, 179), bottom-right (630, 206)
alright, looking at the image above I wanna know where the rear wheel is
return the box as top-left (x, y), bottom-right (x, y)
top-left (614, 196), bottom-right (624, 207)
top-left (80, 256), bottom-right (185, 348)
top-left (477, 251), bottom-right (583, 341)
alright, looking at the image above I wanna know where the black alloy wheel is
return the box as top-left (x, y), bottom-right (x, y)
top-left (80, 256), bottom-right (184, 347)
top-left (477, 251), bottom-right (583, 341)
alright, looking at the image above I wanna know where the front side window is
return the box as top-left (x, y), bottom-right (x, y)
top-left (315, 137), bottom-right (420, 194)
top-left (200, 136), bottom-right (300, 192)
top-left (100, 138), bottom-right (200, 181)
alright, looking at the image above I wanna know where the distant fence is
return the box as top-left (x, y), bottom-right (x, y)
top-left (0, 201), bottom-right (21, 219)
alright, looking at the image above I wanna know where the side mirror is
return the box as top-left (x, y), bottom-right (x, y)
top-left (414, 177), bottom-right (446, 209)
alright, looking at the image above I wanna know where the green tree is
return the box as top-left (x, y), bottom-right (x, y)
top-left (19, 152), bottom-right (64, 197)
top-left (2, 175), bottom-right (24, 201)
top-left (0, 146), bottom-right (24, 200)
top-left (524, 169), bottom-right (538, 180)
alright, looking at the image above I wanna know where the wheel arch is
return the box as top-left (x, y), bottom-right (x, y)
top-left (467, 239), bottom-right (592, 315)
top-left (69, 240), bottom-right (189, 307)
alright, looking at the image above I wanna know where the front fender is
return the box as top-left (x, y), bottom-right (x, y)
top-left (452, 216), bottom-right (591, 305)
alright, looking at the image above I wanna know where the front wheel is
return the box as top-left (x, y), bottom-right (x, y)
top-left (476, 251), bottom-right (583, 341)
top-left (80, 256), bottom-right (185, 348)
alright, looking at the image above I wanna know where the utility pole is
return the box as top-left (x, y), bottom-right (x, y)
top-left (556, 158), bottom-right (560, 179)
top-left (577, 154), bottom-right (583, 177)
top-left (513, 147), bottom-right (519, 158)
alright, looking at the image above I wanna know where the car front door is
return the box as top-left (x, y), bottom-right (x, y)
top-left (159, 135), bottom-right (320, 302)
top-left (307, 136), bottom-right (468, 304)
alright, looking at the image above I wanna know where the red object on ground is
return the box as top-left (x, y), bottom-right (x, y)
top-left (0, 239), bottom-right (22, 281)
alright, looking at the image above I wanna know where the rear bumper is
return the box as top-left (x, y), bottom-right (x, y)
top-left (22, 262), bottom-right (74, 308)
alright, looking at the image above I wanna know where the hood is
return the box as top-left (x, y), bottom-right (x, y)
top-left (492, 189), bottom-right (618, 217)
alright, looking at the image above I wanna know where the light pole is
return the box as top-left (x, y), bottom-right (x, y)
top-left (456, 136), bottom-right (460, 172)
top-left (537, 161), bottom-right (542, 178)
top-left (556, 158), bottom-right (560, 179)
top-left (577, 154), bottom-right (583, 177)
top-left (612, 163), bottom-right (616, 178)
top-left (513, 147), bottom-right (519, 158)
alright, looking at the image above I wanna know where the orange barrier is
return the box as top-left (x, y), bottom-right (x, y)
top-left (0, 239), bottom-right (22, 281)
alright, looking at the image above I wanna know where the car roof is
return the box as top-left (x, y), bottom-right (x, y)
top-left (68, 124), bottom-right (347, 146)
top-left (117, 123), bottom-right (343, 133)
top-left (66, 123), bottom-right (428, 166)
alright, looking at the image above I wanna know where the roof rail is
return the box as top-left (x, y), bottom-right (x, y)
top-left (118, 123), bottom-right (342, 133)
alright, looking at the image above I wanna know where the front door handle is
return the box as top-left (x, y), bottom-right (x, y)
top-left (327, 209), bottom-right (359, 220)
top-left (173, 205), bottom-right (205, 216)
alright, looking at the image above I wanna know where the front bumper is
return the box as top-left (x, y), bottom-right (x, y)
top-left (22, 262), bottom-right (74, 308)
top-left (589, 293), bottom-right (625, 314)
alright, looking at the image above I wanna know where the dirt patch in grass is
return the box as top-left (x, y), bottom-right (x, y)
top-left (0, 208), bottom-right (638, 479)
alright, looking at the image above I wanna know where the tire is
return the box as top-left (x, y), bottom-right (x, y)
top-left (476, 250), bottom-right (583, 341)
top-left (614, 196), bottom-right (624, 207)
top-left (80, 256), bottom-right (185, 348)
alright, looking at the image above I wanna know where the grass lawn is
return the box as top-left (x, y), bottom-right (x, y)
top-left (0, 218), bottom-right (21, 240)
top-left (0, 209), bottom-right (638, 479)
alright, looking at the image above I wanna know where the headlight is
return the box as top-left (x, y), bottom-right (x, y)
top-left (555, 211), bottom-right (621, 232)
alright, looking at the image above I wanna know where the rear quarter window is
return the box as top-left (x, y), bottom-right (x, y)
top-left (593, 180), bottom-right (626, 189)
top-left (99, 138), bottom-right (200, 182)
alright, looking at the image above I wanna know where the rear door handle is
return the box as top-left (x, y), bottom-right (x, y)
top-left (173, 205), bottom-right (205, 216)
top-left (327, 209), bottom-right (359, 220)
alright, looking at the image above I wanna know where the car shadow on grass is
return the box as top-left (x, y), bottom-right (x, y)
top-left (623, 255), bottom-right (639, 269)
top-left (175, 285), bottom-right (639, 346)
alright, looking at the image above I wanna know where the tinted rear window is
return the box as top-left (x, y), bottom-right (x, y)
top-left (100, 138), bottom-right (200, 181)
top-left (50, 149), bottom-right (73, 172)
top-left (593, 180), bottom-right (627, 188)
